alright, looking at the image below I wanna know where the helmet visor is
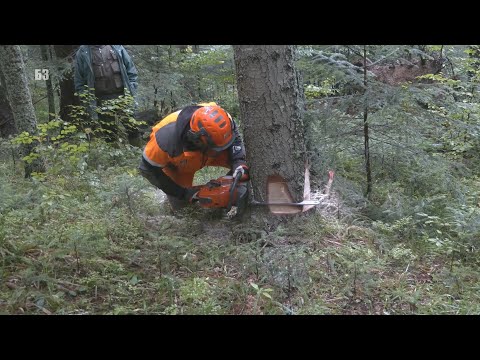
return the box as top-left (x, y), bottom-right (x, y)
top-left (209, 132), bottom-right (235, 152)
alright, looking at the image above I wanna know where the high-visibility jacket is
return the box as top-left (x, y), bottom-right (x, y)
top-left (142, 102), bottom-right (246, 189)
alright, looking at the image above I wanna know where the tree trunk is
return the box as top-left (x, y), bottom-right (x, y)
top-left (53, 45), bottom-right (79, 122)
top-left (193, 45), bottom-right (201, 99)
top-left (40, 45), bottom-right (55, 121)
top-left (233, 45), bottom-right (307, 207)
top-left (363, 45), bottom-right (372, 198)
top-left (0, 68), bottom-right (17, 138)
top-left (0, 45), bottom-right (45, 177)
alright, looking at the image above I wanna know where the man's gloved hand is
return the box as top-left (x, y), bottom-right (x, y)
top-left (182, 186), bottom-right (202, 203)
top-left (232, 164), bottom-right (250, 182)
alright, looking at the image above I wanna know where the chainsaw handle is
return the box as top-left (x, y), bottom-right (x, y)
top-left (226, 171), bottom-right (243, 211)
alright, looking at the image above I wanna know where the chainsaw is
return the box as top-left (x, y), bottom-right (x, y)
top-left (195, 167), bottom-right (334, 216)
top-left (196, 172), bottom-right (249, 213)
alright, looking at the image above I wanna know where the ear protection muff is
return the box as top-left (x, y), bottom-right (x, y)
top-left (186, 122), bottom-right (222, 150)
top-left (185, 128), bottom-right (207, 149)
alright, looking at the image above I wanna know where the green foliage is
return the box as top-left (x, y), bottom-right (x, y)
top-left (416, 73), bottom-right (461, 86)
top-left (130, 45), bottom-right (237, 118)
top-left (304, 78), bottom-right (338, 99)
top-left (176, 277), bottom-right (222, 314)
top-left (8, 85), bottom-right (146, 178)
top-left (71, 86), bottom-right (146, 142)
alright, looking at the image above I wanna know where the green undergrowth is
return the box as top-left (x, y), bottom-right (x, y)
top-left (1, 146), bottom-right (480, 315)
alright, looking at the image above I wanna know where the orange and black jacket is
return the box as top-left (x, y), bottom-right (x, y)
top-left (139, 103), bottom-right (246, 199)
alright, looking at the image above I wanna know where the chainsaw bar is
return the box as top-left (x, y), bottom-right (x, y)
top-left (250, 200), bottom-right (320, 206)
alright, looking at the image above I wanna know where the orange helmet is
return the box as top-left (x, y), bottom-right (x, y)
top-left (189, 105), bottom-right (235, 151)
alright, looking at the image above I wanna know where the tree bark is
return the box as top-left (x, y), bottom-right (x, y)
top-left (40, 45), bottom-right (55, 121)
top-left (363, 45), bottom-right (372, 198)
top-left (53, 45), bottom-right (79, 122)
top-left (0, 45), bottom-right (45, 177)
top-left (193, 45), bottom-right (201, 99)
top-left (0, 67), bottom-right (17, 138)
top-left (233, 45), bottom-right (307, 208)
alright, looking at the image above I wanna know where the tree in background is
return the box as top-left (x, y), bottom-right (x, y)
top-left (0, 45), bottom-right (45, 177)
top-left (130, 45), bottom-right (236, 120)
top-left (297, 45), bottom-right (480, 251)
top-left (298, 46), bottom-right (448, 204)
top-left (0, 68), bottom-right (17, 138)
top-left (40, 45), bottom-right (55, 121)
top-left (233, 45), bottom-right (307, 207)
top-left (53, 45), bottom-right (79, 123)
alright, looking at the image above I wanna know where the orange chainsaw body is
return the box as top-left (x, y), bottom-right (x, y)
top-left (196, 175), bottom-right (239, 208)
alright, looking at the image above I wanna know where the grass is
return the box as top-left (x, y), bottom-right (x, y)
top-left (1, 144), bottom-right (480, 315)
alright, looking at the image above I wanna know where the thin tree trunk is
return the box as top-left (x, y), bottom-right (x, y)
top-left (363, 45), bottom-right (372, 198)
top-left (193, 45), bottom-right (201, 99)
top-left (0, 45), bottom-right (45, 177)
top-left (153, 84), bottom-right (158, 108)
top-left (233, 45), bottom-right (307, 208)
top-left (40, 45), bottom-right (55, 121)
top-left (53, 45), bottom-right (79, 122)
top-left (168, 45), bottom-right (172, 68)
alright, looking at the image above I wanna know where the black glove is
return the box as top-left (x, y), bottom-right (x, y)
top-left (182, 186), bottom-right (201, 203)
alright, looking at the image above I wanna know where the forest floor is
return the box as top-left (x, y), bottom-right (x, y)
top-left (1, 151), bottom-right (480, 315)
